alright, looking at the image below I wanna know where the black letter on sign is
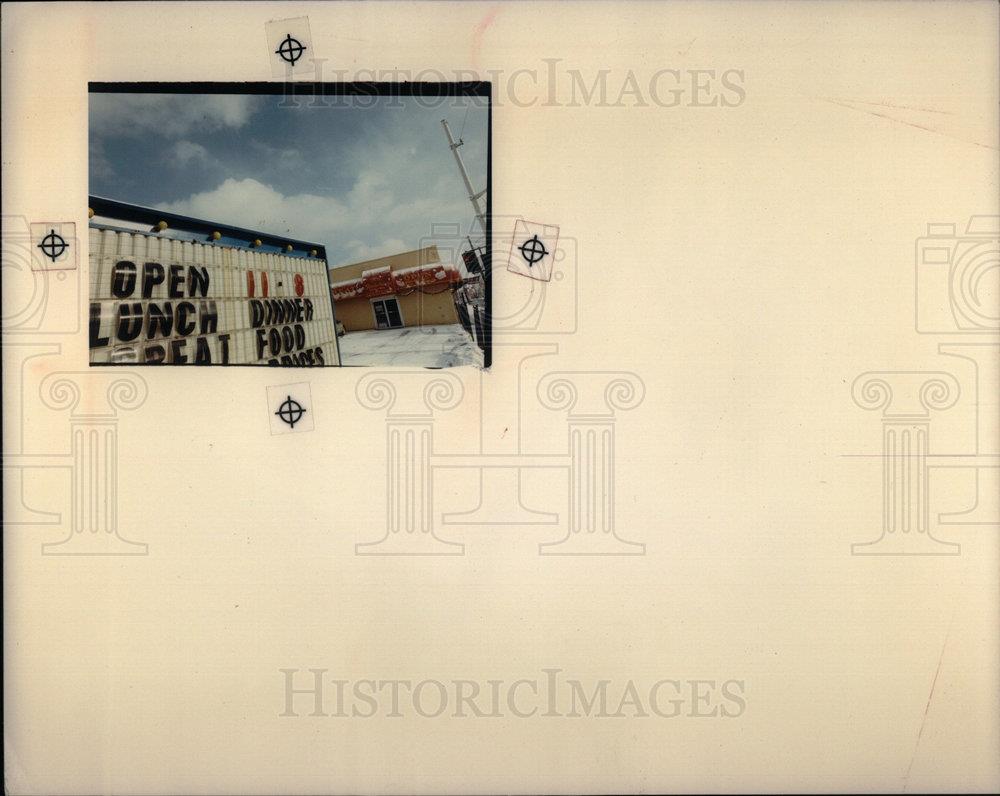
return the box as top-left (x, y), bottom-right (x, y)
top-left (294, 323), bottom-right (306, 350)
top-left (89, 302), bottom-right (109, 348)
top-left (268, 328), bottom-right (282, 357)
top-left (168, 265), bottom-right (185, 298)
top-left (170, 339), bottom-right (188, 364)
top-left (147, 302), bottom-right (173, 339)
top-left (315, 346), bottom-right (325, 366)
top-left (304, 298), bottom-right (314, 321)
top-left (218, 333), bottom-right (231, 365)
top-left (281, 325), bottom-right (295, 353)
top-left (195, 336), bottom-right (212, 365)
top-left (144, 344), bottom-right (165, 364)
top-left (250, 300), bottom-right (264, 328)
top-left (142, 262), bottom-right (165, 298)
top-left (116, 303), bottom-right (144, 343)
top-left (255, 328), bottom-right (268, 360)
top-left (199, 300), bottom-right (218, 335)
top-left (111, 261), bottom-right (137, 299)
top-left (175, 301), bottom-right (196, 336)
top-left (189, 266), bottom-right (210, 298)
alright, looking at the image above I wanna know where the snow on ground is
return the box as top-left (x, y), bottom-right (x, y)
top-left (337, 324), bottom-right (483, 368)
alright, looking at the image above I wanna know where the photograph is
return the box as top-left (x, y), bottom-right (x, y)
top-left (87, 83), bottom-right (490, 367)
top-left (4, 2), bottom-right (998, 794)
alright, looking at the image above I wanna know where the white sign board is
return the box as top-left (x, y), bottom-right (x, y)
top-left (88, 228), bottom-right (340, 366)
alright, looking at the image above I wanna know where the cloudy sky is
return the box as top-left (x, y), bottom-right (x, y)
top-left (89, 92), bottom-right (488, 268)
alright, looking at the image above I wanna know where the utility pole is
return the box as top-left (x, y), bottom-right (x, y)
top-left (441, 119), bottom-right (487, 237)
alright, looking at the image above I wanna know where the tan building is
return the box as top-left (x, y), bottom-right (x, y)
top-left (329, 245), bottom-right (461, 332)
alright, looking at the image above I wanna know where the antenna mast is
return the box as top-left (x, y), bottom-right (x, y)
top-left (441, 118), bottom-right (487, 237)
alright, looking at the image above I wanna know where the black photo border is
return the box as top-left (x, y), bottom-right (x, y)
top-left (88, 81), bottom-right (492, 369)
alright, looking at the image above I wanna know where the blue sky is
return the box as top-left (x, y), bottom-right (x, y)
top-left (89, 92), bottom-right (488, 268)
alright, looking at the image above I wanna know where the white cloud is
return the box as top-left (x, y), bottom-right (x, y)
top-left (171, 140), bottom-right (209, 165)
top-left (343, 238), bottom-right (408, 262)
top-left (250, 140), bottom-right (302, 164)
top-left (156, 178), bottom-right (350, 242)
top-left (89, 138), bottom-right (115, 180)
top-left (90, 94), bottom-right (263, 138)
top-left (152, 101), bottom-right (487, 268)
top-left (344, 170), bottom-right (396, 226)
top-left (156, 175), bottom-right (474, 268)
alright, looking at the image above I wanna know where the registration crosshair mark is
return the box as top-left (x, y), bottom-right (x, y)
top-left (518, 234), bottom-right (548, 267)
top-left (275, 395), bottom-right (307, 428)
top-left (37, 229), bottom-right (68, 262)
top-left (275, 34), bottom-right (307, 66)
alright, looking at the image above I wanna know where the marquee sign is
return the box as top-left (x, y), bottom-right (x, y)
top-left (330, 263), bottom-right (461, 301)
top-left (89, 227), bottom-right (340, 365)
